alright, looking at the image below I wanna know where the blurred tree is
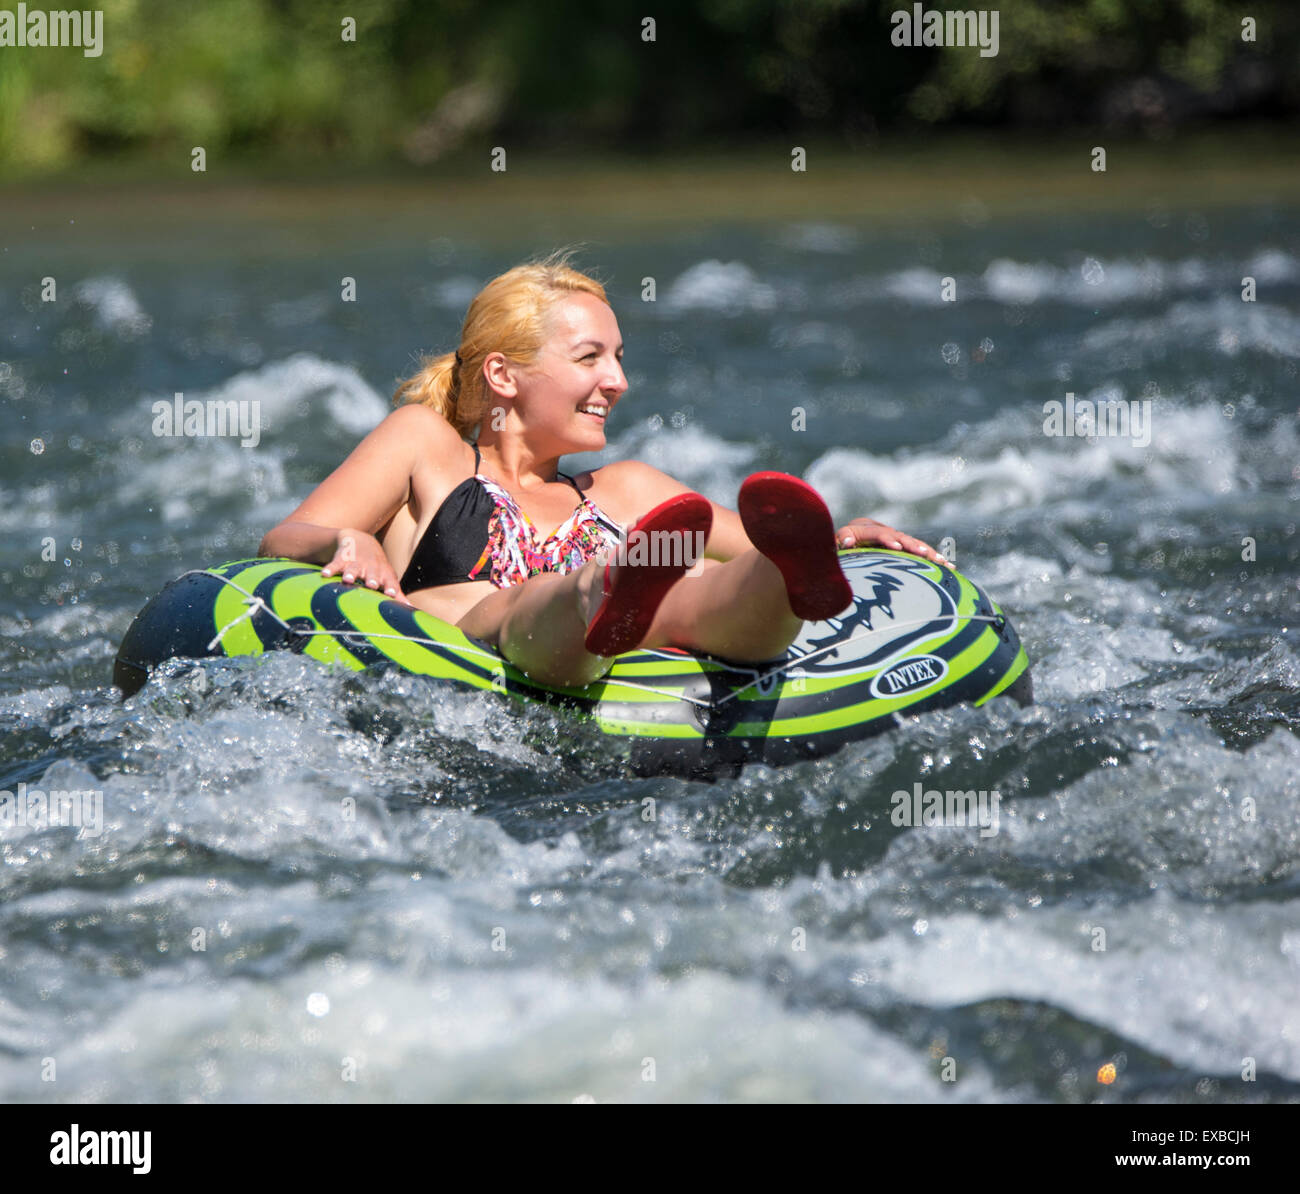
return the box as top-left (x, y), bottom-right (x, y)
top-left (0, 0), bottom-right (1293, 176)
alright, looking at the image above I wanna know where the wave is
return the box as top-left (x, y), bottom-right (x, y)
top-left (70, 276), bottom-right (153, 337)
top-left (1082, 296), bottom-right (1300, 361)
top-left (662, 260), bottom-right (781, 315)
top-left (825, 249), bottom-right (1299, 309)
top-left (805, 397), bottom-right (1280, 527)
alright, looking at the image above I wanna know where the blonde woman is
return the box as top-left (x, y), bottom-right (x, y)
top-left (259, 253), bottom-right (946, 687)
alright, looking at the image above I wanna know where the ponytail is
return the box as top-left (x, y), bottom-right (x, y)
top-left (392, 349), bottom-right (475, 432)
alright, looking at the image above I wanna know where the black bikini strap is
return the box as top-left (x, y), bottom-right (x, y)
top-left (471, 442), bottom-right (481, 471)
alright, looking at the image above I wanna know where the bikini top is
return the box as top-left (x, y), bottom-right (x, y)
top-left (399, 442), bottom-right (625, 592)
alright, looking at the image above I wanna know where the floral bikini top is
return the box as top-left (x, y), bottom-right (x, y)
top-left (398, 442), bottom-right (624, 592)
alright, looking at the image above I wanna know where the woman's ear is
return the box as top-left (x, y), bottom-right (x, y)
top-left (482, 352), bottom-right (520, 400)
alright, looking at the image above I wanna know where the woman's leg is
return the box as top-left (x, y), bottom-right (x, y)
top-left (456, 473), bottom-right (849, 686)
top-left (456, 491), bottom-right (714, 687)
top-left (457, 549), bottom-right (807, 688)
top-left (456, 561), bottom-right (612, 688)
top-left (641, 553), bottom-right (804, 660)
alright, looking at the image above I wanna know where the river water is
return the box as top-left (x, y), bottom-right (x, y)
top-left (2, 185), bottom-right (1297, 1102)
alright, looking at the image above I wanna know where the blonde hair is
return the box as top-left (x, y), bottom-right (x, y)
top-left (393, 248), bottom-right (609, 438)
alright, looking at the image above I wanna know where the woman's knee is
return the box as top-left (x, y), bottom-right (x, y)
top-left (455, 589), bottom-right (513, 644)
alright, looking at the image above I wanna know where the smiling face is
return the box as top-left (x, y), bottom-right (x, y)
top-left (486, 291), bottom-right (627, 457)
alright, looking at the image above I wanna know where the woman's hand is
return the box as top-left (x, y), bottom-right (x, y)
top-left (836, 518), bottom-right (949, 566)
top-left (321, 528), bottom-right (410, 602)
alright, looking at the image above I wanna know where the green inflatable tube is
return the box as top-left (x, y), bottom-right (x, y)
top-left (113, 549), bottom-right (1031, 779)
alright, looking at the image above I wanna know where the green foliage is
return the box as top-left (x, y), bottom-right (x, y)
top-left (0, 0), bottom-right (1294, 176)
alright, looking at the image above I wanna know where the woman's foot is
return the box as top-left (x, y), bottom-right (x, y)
top-left (737, 472), bottom-right (853, 620)
top-left (583, 493), bottom-right (714, 657)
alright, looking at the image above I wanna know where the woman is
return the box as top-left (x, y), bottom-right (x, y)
top-left (259, 253), bottom-right (946, 688)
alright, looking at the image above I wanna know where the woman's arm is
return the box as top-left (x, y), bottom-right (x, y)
top-left (258, 520), bottom-right (359, 566)
top-left (834, 517), bottom-right (949, 565)
top-left (258, 404), bottom-right (452, 599)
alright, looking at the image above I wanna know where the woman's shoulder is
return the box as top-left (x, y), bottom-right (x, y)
top-left (572, 459), bottom-right (693, 522)
top-left (375, 404), bottom-right (474, 474)
top-left (383, 401), bottom-right (462, 446)
top-left (576, 458), bottom-right (668, 489)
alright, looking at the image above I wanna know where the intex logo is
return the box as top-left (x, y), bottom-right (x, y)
top-left (870, 653), bottom-right (948, 698)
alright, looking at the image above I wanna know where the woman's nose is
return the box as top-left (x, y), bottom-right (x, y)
top-left (604, 362), bottom-right (628, 394)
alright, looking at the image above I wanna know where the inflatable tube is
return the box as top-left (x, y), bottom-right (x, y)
top-left (113, 551), bottom-right (1031, 779)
